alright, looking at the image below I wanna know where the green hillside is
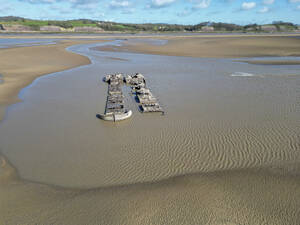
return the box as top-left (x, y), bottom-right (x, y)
top-left (0, 17), bottom-right (298, 33)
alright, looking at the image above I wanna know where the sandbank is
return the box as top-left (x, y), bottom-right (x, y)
top-left (237, 60), bottom-right (300, 65)
top-left (97, 35), bottom-right (300, 58)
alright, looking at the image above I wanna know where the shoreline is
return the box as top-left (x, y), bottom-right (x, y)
top-left (0, 39), bottom-right (106, 106)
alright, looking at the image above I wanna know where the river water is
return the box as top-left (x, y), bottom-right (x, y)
top-left (0, 38), bottom-right (58, 48)
top-left (0, 40), bottom-right (299, 188)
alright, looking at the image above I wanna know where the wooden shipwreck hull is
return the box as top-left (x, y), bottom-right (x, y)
top-left (98, 110), bottom-right (133, 122)
top-left (98, 73), bottom-right (164, 122)
top-left (99, 74), bottom-right (132, 122)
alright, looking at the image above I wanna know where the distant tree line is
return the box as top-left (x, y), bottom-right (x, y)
top-left (0, 16), bottom-right (298, 33)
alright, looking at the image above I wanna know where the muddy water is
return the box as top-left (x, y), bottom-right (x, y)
top-left (0, 41), bottom-right (299, 188)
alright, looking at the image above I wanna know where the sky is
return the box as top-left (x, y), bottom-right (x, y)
top-left (0, 0), bottom-right (299, 25)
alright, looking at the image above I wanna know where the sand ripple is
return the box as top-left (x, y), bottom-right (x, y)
top-left (97, 113), bottom-right (299, 188)
top-left (0, 43), bottom-right (299, 188)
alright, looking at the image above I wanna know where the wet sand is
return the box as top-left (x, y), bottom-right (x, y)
top-left (97, 35), bottom-right (300, 59)
top-left (0, 36), bottom-right (300, 224)
top-left (1, 157), bottom-right (300, 225)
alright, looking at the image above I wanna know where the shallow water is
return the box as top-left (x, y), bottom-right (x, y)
top-left (0, 38), bottom-right (58, 48)
top-left (0, 40), bottom-right (299, 188)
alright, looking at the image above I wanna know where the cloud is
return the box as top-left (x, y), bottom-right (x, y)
top-left (150, 0), bottom-right (176, 8)
top-left (177, 9), bottom-right (190, 16)
top-left (288, 0), bottom-right (300, 10)
top-left (68, 0), bottom-right (98, 3)
top-left (109, 0), bottom-right (130, 9)
top-left (192, 0), bottom-right (211, 9)
top-left (108, 0), bottom-right (135, 15)
top-left (20, 0), bottom-right (57, 3)
top-left (241, 2), bottom-right (256, 10)
top-left (18, 0), bottom-right (99, 5)
top-left (0, 3), bottom-right (13, 12)
top-left (73, 3), bottom-right (98, 10)
top-left (263, 0), bottom-right (274, 4)
top-left (258, 6), bottom-right (269, 13)
top-left (59, 8), bottom-right (73, 14)
top-left (122, 7), bottom-right (135, 14)
top-left (40, 0), bottom-right (56, 2)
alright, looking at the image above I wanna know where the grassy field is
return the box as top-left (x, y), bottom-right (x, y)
top-left (0, 19), bottom-right (98, 29)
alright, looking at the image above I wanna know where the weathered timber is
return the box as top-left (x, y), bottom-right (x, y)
top-left (125, 73), bottom-right (164, 114)
top-left (98, 73), bottom-right (132, 122)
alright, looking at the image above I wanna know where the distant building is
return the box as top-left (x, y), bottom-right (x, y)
top-left (73, 26), bottom-right (104, 32)
top-left (245, 25), bottom-right (258, 32)
top-left (261, 25), bottom-right (277, 32)
top-left (2, 24), bottom-right (33, 32)
top-left (40, 26), bottom-right (62, 32)
top-left (201, 26), bottom-right (214, 32)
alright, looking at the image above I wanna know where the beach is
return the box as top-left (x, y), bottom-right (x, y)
top-left (0, 35), bottom-right (300, 224)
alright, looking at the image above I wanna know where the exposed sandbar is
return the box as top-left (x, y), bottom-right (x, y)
top-left (237, 60), bottom-right (300, 65)
top-left (97, 35), bottom-right (300, 58)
